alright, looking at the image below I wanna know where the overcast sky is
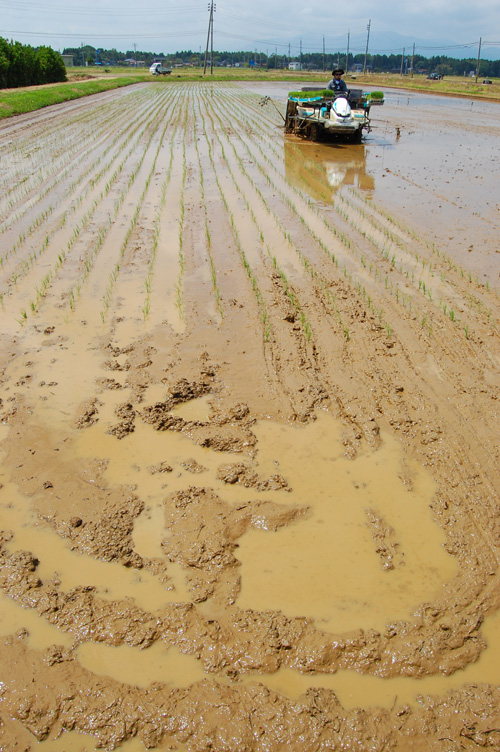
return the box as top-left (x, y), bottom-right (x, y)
top-left (0, 0), bottom-right (498, 57)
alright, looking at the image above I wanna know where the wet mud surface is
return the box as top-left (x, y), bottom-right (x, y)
top-left (0, 81), bottom-right (499, 750)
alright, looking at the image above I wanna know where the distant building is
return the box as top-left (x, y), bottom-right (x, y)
top-left (288, 62), bottom-right (302, 71)
top-left (61, 55), bottom-right (74, 67)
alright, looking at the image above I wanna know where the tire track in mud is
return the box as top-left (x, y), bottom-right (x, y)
top-left (0, 82), bottom-right (500, 752)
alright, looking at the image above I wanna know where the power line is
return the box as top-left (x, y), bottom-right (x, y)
top-left (0, 0), bottom-right (205, 13)
top-left (0, 28), bottom-right (206, 39)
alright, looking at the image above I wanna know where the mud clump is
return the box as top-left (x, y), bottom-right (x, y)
top-left (161, 486), bottom-right (306, 604)
top-left (75, 398), bottom-right (102, 428)
top-left (365, 507), bottom-right (404, 570)
top-left (57, 494), bottom-right (145, 568)
top-left (181, 458), bottom-right (207, 474)
top-left (217, 462), bottom-right (289, 491)
top-left (106, 401), bottom-right (136, 439)
top-left (149, 461), bottom-right (173, 474)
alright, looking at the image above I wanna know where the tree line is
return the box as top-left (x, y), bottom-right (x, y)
top-left (62, 45), bottom-right (500, 77)
top-left (0, 38), bottom-right (66, 88)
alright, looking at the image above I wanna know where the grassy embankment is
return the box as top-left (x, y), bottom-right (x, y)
top-left (0, 65), bottom-right (498, 119)
top-left (0, 72), bottom-right (147, 119)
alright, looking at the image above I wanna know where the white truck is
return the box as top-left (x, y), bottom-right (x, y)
top-left (149, 62), bottom-right (172, 76)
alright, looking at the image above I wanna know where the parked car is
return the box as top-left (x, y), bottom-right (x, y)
top-left (427, 72), bottom-right (443, 80)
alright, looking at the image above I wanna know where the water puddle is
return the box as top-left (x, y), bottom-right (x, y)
top-left (73, 404), bottom-right (456, 635)
top-left (0, 588), bottom-right (73, 651)
top-left (172, 394), bottom-right (213, 422)
top-left (36, 731), bottom-right (99, 752)
top-left (77, 640), bottom-right (206, 689)
top-left (0, 478), bottom-right (183, 613)
top-left (247, 608), bottom-right (500, 709)
top-left (236, 411), bottom-right (457, 635)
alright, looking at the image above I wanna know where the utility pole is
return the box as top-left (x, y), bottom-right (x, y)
top-left (300, 38), bottom-right (302, 70)
top-left (134, 43), bottom-right (137, 67)
top-left (475, 37), bottom-right (482, 82)
top-left (203, 2), bottom-right (216, 75)
top-left (400, 47), bottom-right (405, 76)
top-left (346, 31), bottom-right (350, 74)
top-left (411, 42), bottom-right (415, 78)
top-left (363, 19), bottom-right (371, 74)
top-left (322, 35), bottom-right (325, 72)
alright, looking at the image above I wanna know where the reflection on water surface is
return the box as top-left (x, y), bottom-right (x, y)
top-left (284, 139), bottom-right (374, 202)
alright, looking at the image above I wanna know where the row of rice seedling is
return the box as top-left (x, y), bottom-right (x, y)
top-left (0, 94), bottom-right (140, 216)
top-left (345, 187), bottom-right (498, 328)
top-left (79, 89), bottom-right (186, 324)
top-left (196, 91), bottom-right (271, 341)
top-left (201, 91), bottom-right (320, 343)
top-left (141, 109), bottom-right (181, 321)
top-left (135, 88), bottom-right (190, 325)
top-left (7, 87), bottom-right (181, 324)
top-left (0, 86), bottom-right (165, 284)
top-left (205, 88), bottom-right (389, 342)
top-left (2, 88), bottom-right (174, 315)
top-left (215, 88), bottom-right (453, 340)
top-left (0, 85), bottom-right (150, 179)
top-left (191, 95), bottom-right (223, 322)
top-left (0, 86), bottom-right (157, 239)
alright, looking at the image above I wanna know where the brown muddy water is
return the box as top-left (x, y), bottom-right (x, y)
top-left (1, 81), bottom-right (500, 751)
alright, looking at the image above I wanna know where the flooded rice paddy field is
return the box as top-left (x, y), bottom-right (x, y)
top-left (0, 81), bottom-right (499, 750)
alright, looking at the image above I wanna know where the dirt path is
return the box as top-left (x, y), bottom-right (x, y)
top-left (0, 81), bottom-right (499, 751)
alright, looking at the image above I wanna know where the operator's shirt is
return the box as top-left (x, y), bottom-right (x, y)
top-left (327, 78), bottom-right (348, 93)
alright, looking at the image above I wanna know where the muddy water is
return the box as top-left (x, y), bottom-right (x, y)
top-left (77, 640), bottom-right (206, 689)
top-left (0, 588), bottom-right (73, 651)
top-left (73, 395), bottom-right (456, 635)
top-left (72, 399), bottom-right (462, 700)
top-left (236, 411), bottom-right (456, 634)
top-left (255, 608), bottom-right (500, 707)
top-left (0, 473), bottom-right (180, 612)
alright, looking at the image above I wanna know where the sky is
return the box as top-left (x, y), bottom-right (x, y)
top-left (0, 0), bottom-right (499, 58)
